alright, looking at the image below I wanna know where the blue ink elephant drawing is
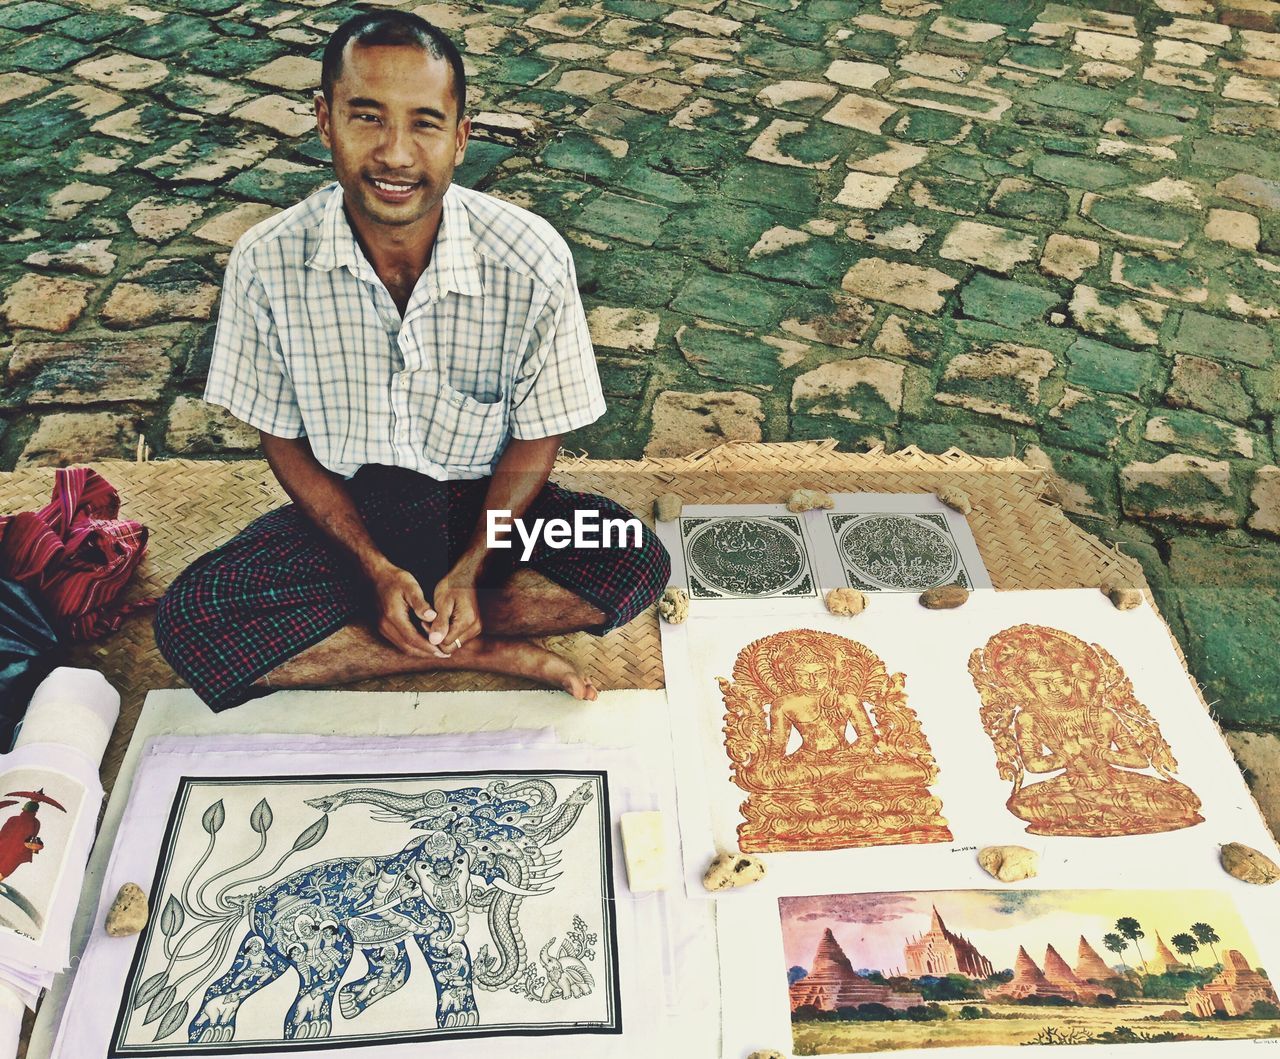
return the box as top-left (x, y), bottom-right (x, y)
top-left (133, 777), bottom-right (598, 1045)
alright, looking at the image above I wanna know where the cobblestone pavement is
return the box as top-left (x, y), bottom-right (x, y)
top-left (1, 0), bottom-right (1279, 769)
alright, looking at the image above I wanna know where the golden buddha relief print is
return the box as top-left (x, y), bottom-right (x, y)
top-left (718, 629), bottom-right (951, 852)
top-left (969, 624), bottom-right (1204, 838)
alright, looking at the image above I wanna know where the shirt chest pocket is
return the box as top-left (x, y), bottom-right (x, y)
top-left (405, 371), bottom-right (509, 471)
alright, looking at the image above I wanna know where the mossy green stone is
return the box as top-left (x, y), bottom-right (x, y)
top-left (792, 416), bottom-right (895, 450)
top-left (770, 120), bottom-right (849, 166)
top-left (990, 181), bottom-right (1069, 223)
top-left (573, 245), bottom-right (685, 305)
top-left (597, 358), bottom-right (652, 399)
top-left (571, 402), bottom-right (646, 460)
top-left (2, 34), bottom-right (96, 72)
top-left (657, 200), bottom-right (775, 257)
top-left (637, 130), bottom-right (737, 178)
top-left (672, 272), bottom-right (789, 330)
top-left (808, 0), bottom-right (858, 19)
top-left (1190, 135), bottom-right (1276, 175)
top-left (227, 161), bottom-right (333, 207)
top-left (1113, 254), bottom-right (1206, 303)
top-left (1029, 82), bottom-right (1115, 116)
top-left (1031, 154), bottom-right (1133, 191)
top-left (1108, 107), bottom-right (1185, 141)
top-left (903, 419), bottom-right (1019, 458)
top-left (116, 15), bottom-right (219, 58)
top-left (745, 236), bottom-right (849, 288)
top-left (482, 56), bottom-right (554, 86)
top-left (1126, 83), bottom-right (1200, 119)
top-left (0, 1), bottom-right (70, 30)
top-left (722, 161), bottom-right (820, 212)
top-left (1005, 44), bottom-right (1069, 73)
top-left (897, 110), bottom-right (972, 147)
top-left (742, 37), bottom-right (829, 72)
top-left (1121, 461), bottom-right (1243, 526)
top-left (1038, 444), bottom-right (1122, 521)
top-left (55, 12), bottom-right (138, 40)
top-left (1046, 392), bottom-right (1141, 457)
top-left (617, 165), bottom-right (697, 205)
top-left (677, 327), bottom-right (784, 387)
top-left (1171, 311), bottom-right (1272, 369)
top-left (701, 66), bottom-right (765, 94)
top-left (937, 155), bottom-right (994, 181)
top-left (1066, 336), bottom-right (1159, 399)
top-left (949, 0), bottom-right (1039, 25)
top-left (1149, 408), bottom-right (1266, 460)
top-left (918, 178), bottom-right (990, 215)
top-left (454, 141), bottom-right (515, 188)
top-left (1175, 587), bottom-right (1280, 728)
top-left (177, 0), bottom-right (240, 12)
top-left (1084, 197), bottom-right (1196, 246)
top-left (188, 36), bottom-right (286, 76)
top-left (761, 11), bottom-right (829, 43)
top-left (603, 0), bottom-right (669, 14)
top-left (543, 133), bottom-right (627, 181)
top-left (960, 275), bottom-right (1060, 329)
top-left (575, 192), bottom-right (670, 246)
top-left (835, 30), bottom-right (901, 58)
top-left (0, 89), bottom-right (109, 148)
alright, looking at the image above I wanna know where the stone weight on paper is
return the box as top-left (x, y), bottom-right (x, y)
top-left (105, 882), bottom-right (149, 937)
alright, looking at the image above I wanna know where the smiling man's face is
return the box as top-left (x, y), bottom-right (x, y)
top-left (316, 41), bottom-right (470, 234)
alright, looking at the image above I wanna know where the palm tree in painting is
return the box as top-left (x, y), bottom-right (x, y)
top-left (1103, 932), bottom-right (1131, 976)
top-left (1191, 922), bottom-right (1221, 966)
top-left (1116, 918), bottom-right (1148, 972)
top-left (1171, 932), bottom-right (1200, 969)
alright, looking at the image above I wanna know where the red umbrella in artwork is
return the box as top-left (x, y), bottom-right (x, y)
top-left (5, 790), bottom-right (66, 813)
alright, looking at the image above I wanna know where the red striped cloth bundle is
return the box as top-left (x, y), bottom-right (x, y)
top-left (0, 467), bottom-right (156, 641)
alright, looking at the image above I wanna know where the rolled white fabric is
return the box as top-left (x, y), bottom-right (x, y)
top-left (14, 668), bottom-right (120, 767)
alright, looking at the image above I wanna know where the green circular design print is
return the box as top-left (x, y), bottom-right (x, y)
top-left (685, 518), bottom-right (807, 597)
top-left (837, 514), bottom-right (960, 591)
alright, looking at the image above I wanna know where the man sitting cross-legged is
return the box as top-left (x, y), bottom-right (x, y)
top-left (154, 12), bottom-right (669, 712)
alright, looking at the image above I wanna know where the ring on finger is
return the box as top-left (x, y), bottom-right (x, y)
top-left (453, 638), bottom-right (463, 650)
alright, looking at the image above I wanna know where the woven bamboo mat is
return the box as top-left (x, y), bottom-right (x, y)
top-left (0, 442), bottom-right (1143, 786)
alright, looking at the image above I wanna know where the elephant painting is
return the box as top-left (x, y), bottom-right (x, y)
top-left (142, 775), bottom-right (603, 1046)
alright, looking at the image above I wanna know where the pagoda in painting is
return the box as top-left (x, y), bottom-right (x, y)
top-left (1187, 951), bottom-right (1279, 1017)
top-left (791, 929), bottom-right (924, 1013)
top-left (1146, 932), bottom-right (1189, 975)
top-left (1044, 944), bottom-right (1111, 1003)
top-left (903, 905), bottom-right (995, 979)
top-left (990, 947), bottom-right (1084, 1002)
top-left (1075, 936), bottom-right (1114, 982)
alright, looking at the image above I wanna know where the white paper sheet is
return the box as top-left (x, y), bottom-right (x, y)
top-left (29, 689), bottom-right (717, 1059)
top-left (667, 590), bottom-right (1280, 898)
top-left (0, 743), bottom-right (101, 978)
top-left (51, 735), bottom-right (654, 1057)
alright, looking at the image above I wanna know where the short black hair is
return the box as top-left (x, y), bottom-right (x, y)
top-left (321, 11), bottom-right (466, 119)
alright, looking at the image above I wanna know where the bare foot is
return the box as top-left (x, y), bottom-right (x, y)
top-left (466, 637), bottom-right (598, 701)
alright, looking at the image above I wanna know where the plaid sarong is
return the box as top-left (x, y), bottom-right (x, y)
top-left (154, 466), bottom-right (670, 711)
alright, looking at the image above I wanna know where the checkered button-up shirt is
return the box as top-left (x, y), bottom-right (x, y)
top-left (204, 182), bottom-right (607, 480)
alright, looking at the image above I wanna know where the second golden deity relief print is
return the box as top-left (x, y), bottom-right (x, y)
top-left (970, 624), bottom-right (1203, 838)
top-left (719, 629), bottom-right (951, 852)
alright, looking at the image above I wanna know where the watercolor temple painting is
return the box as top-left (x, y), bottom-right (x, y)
top-left (779, 890), bottom-right (1279, 1054)
top-left (719, 629), bottom-right (950, 852)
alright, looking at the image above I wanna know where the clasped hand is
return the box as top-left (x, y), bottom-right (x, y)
top-left (371, 564), bottom-right (482, 658)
